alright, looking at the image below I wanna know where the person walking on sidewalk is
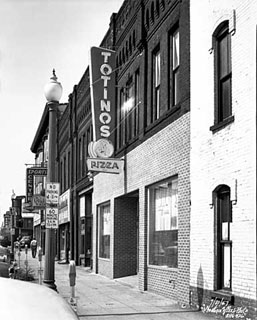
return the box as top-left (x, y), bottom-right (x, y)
top-left (8, 260), bottom-right (18, 279)
top-left (30, 238), bottom-right (37, 258)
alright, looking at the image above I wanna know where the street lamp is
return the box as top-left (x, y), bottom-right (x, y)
top-left (43, 69), bottom-right (62, 290)
top-left (10, 190), bottom-right (16, 261)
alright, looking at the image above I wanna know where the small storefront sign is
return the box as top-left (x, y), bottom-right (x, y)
top-left (87, 158), bottom-right (124, 174)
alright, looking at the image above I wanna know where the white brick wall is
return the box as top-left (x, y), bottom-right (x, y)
top-left (92, 113), bottom-right (190, 301)
top-left (190, 0), bottom-right (256, 300)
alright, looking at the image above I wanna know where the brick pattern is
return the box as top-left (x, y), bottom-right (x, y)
top-left (113, 197), bottom-right (138, 278)
top-left (93, 112), bottom-right (190, 303)
top-left (190, 0), bottom-right (256, 312)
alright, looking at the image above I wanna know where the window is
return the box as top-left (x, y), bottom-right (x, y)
top-left (78, 138), bottom-right (82, 179)
top-left (169, 27), bottom-right (180, 107)
top-left (116, 71), bottom-right (140, 149)
top-left (214, 21), bottom-right (232, 123)
top-left (152, 47), bottom-right (161, 122)
top-left (63, 157), bottom-right (67, 190)
top-left (68, 151), bottom-right (71, 187)
top-left (98, 203), bottom-right (111, 259)
top-left (44, 138), bottom-right (49, 163)
top-left (134, 70), bottom-right (140, 137)
top-left (215, 185), bottom-right (232, 290)
top-left (125, 78), bottom-right (133, 142)
top-left (82, 134), bottom-right (86, 177)
top-left (117, 88), bottom-right (126, 149)
top-left (148, 177), bottom-right (178, 268)
top-left (86, 126), bottom-right (92, 175)
top-left (60, 161), bottom-right (64, 191)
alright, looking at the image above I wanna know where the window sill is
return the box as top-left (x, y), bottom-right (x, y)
top-left (211, 289), bottom-right (234, 304)
top-left (210, 115), bottom-right (234, 133)
top-left (148, 264), bottom-right (178, 271)
top-left (98, 257), bottom-right (110, 262)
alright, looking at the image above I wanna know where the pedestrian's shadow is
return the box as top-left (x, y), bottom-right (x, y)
top-left (197, 264), bottom-right (204, 310)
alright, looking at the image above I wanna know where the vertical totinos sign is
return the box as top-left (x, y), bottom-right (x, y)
top-left (89, 47), bottom-right (116, 147)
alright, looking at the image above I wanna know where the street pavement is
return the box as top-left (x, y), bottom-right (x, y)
top-left (16, 248), bottom-right (220, 320)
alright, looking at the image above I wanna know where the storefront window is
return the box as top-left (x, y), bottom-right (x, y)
top-left (148, 177), bottom-right (178, 268)
top-left (99, 203), bottom-right (111, 259)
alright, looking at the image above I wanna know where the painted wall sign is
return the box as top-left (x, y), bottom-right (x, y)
top-left (87, 158), bottom-right (124, 174)
top-left (89, 46), bottom-right (116, 148)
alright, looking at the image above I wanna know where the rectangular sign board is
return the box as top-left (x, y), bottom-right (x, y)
top-left (26, 167), bottom-right (47, 203)
top-left (46, 207), bottom-right (58, 229)
top-left (87, 158), bottom-right (124, 174)
top-left (46, 182), bottom-right (60, 206)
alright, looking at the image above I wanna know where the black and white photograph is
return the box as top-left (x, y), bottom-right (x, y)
top-left (0, 1), bottom-right (256, 319)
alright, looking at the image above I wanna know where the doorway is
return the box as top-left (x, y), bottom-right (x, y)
top-left (113, 191), bottom-right (139, 279)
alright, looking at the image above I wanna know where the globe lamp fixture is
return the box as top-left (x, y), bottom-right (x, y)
top-left (44, 69), bottom-right (63, 103)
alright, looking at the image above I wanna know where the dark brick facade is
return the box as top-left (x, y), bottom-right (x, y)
top-left (44, 0), bottom-right (191, 306)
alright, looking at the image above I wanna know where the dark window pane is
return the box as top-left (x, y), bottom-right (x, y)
top-left (220, 78), bottom-right (231, 120)
top-left (173, 69), bottom-right (180, 106)
top-left (215, 22), bottom-right (232, 124)
top-left (219, 36), bottom-right (228, 78)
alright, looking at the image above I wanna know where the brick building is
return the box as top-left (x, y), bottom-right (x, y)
top-left (89, 0), bottom-right (191, 304)
top-left (58, 68), bottom-right (93, 266)
top-left (190, 0), bottom-right (257, 316)
top-left (57, 0), bottom-right (191, 304)
top-left (29, 0), bottom-right (257, 312)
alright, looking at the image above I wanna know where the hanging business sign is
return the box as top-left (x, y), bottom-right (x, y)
top-left (26, 167), bottom-right (47, 203)
top-left (89, 46), bottom-right (116, 154)
top-left (87, 158), bottom-right (124, 174)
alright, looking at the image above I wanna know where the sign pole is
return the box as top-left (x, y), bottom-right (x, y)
top-left (43, 102), bottom-right (58, 291)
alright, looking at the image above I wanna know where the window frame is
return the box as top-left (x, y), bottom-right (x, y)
top-left (169, 26), bottom-right (180, 108)
top-left (211, 21), bottom-right (234, 132)
top-left (148, 176), bottom-right (178, 269)
top-left (116, 70), bottom-right (140, 150)
top-left (152, 46), bottom-right (161, 123)
top-left (98, 202), bottom-right (111, 260)
top-left (214, 185), bottom-right (232, 291)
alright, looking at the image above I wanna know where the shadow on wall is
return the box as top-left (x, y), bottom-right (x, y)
top-left (197, 264), bottom-right (204, 310)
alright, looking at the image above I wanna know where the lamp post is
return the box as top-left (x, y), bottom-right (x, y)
top-left (10, 190), bottom-right (16, 261)
top-left (43, 69), bottom-right (62, 290)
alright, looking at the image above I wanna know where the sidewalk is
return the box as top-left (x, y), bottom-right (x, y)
top-left (18, 249), bottom-right (217, 320)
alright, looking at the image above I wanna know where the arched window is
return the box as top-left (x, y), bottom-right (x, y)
top-left (212, 21), bottom-right (232, 126)
top-left (214, 185), bottom-right (232, 290)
